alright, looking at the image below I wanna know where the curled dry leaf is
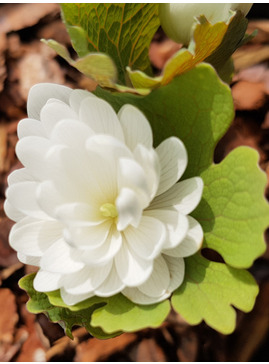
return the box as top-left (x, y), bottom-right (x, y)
top-left (0, 288), bottom-right (18, 344)
top-left (75, 333), bottom-right (137, 362)
top-left (0, 33), bottom-right (7, 92)
top-left (149, 38), bottom-right (182, 70)
top-left (0, 217), bottom-right (18, 268)
top-left (18, 43), bottom-right (65, 101)
top-left (16, 305), bottom-right (49, 362)
top-left (233, 45), bottom-right (269, 71)
top-left (136, 337), bottom-right (167, 362)
top-left (0, 3), bottom-right (60, 33)
top-left (232, 81), bottom-right (267, 110)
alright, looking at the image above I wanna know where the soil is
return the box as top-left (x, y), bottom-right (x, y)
top-left (0, 3), bottom-right (268, 362)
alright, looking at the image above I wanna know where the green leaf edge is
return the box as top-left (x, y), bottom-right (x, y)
top-left (172, 253), bottom-right (259, 334)
top-left (18, 273), bottom-right (122, 339)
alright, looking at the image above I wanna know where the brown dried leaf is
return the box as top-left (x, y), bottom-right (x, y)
top-left (37, 20), bottom-right (71, 47)
top-left (233, 64), bottom-right (269, 84)
top-left (18, 42), bottom-right (65, 102)
top-left (0, 217), bottom-right (18, 268)
top-left (149, 39), bottom-right (182, 70)
top-left (228, 281), bottom-right (269, 361)
top-left (0, 124), bottom-right (8, 173)
top-left (45, 327), bottom-right (87, 361)
top-left (16, 305), bottom-right (49, 362)
top-left (75, 333), bottom-right (137, 362)
top-left (248, 20), bottom-right (269, 44)
top-left (214, 116), bottom-right (266, 165)
top-left (136, 337), bottom-right (167, 362)
top-left (0, 262), bottom-right (23, 285)
top-left (232, 81), bottom-right (267, 110)
top-left (0, 4), bottom-right (60, 34)
top-left (0, 288), bottom-right (18, 343)
top-left (233, 45), bottom-right (269, 71)
top-left (0, 33), bottom-right (7, 92)
top-left (176, 329), bottom-right (198, 362)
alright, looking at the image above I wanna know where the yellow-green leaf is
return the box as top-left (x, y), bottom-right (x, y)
top-left (172, 254), bottom-right (259, 334)
top-left (128, 11), bottom-right (248, 92)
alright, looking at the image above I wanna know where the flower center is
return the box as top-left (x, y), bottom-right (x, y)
top-left (100, 203), bottom-right (118, 218)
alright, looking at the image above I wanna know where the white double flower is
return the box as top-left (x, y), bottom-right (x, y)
top-left (5, 83), bottom-right (204, 305)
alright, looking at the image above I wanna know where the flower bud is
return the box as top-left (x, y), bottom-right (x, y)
top-left (159, 3), bottom-right (253, 45)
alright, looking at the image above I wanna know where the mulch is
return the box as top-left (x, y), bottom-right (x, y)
top-left (0, 3), bottom-right (268, 362)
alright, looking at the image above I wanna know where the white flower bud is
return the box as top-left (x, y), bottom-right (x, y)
top-left (159, 3), bottom-right (253, 45)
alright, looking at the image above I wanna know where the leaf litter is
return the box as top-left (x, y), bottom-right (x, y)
top-left (0, 3), bottom-right (268, 361)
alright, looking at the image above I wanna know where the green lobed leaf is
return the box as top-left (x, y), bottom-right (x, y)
top-left (171, 254), bottom-right (259, 334)
top-left (193, 146), bottom-right (268, 268)
top-left (19, 273), bottom-right (168, 337)
top-left (19, 274), bottom-right (119, 339)
top-left (60, 3), bottom-right (160, 85)
top-left (90, 294), bottom-right (170, 334)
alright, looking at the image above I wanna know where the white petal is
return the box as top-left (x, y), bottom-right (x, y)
top-left (69, 89), bottom-right (97, 114)
top-left (134, 144), bottom-right (160, 199)
top-left (17, 118), bottom-right (46, 139)
top-left (138, 255), bottom-right (170, 297)
top-left (79, 97), bottom-right (124, 141)
top-left (118, 157), bottom-right (151, 205)
top-left (163, 254), bottom-right (185, 293)
top-left (44, 145), bottom-right (106, 206)
top-left (116, 187), bottom-right (144, 231)
top-left (118, 104), bottom-right (153, 150)
top-left (115, 239), bottom-right (153, 287)
top-left (122, 254), bottom-right (185, 305)
top-left (40, 100), bottom-right (77, 136)
top-left (50, 119), bottom-right (93, 150)
top-left (56, 202), bottom-right (104, 226)
top-left (164, 216), bottom-right (203, 257)
top-left (6, 181), bottom-right (49, 220)
top-left (63, 262), bottom-right (112, 294)
top-left (122, 255), bottom-right (185, 304)
top-left (16, 136), bottom-right (52, 180)
top-left (124, 215), bottom-right (165, 260)
top-left (27, 83), bottom-right (72, 120)
top-left (66, 220), bottom-right (113, 250)
top-left (17, 252), bottom-right (40, 266)
top-left (86, 135), bottom-right (132, 199)
top-left (43, 145), bottom-right (90, 203)
top-left (53, 141), bottom-right (118, 204)
top-left (144, 209), bottom-right (189, 249)
top-left (156, 137), bottom-right (187, 196)
top-left (60, 289), bottom-right (95, 306)
top-left (84, 152), bottom-right (118, 204)
top-left (7, 168), bottom-right (33, 186)
top-left (36, 180), bottom-right (66, 219)
top-left (4, 200), bottom-right (25, 222)
top-left (40, 238), bottom-right (84, 273)
top-left (122, 286), bottom-right (161, 305)
top-left (34, 270), bottom-right (62, 292)
top-left (86, 134), bottom-right (132, 161)
top-left (81, 227), bottom-right (122, 265)
top-left (150, 177), bottom-right (204, 214)
top-left (10, 218), bottom-right (62, 256)
top-left (94, 263), bottom-right (125, 297)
